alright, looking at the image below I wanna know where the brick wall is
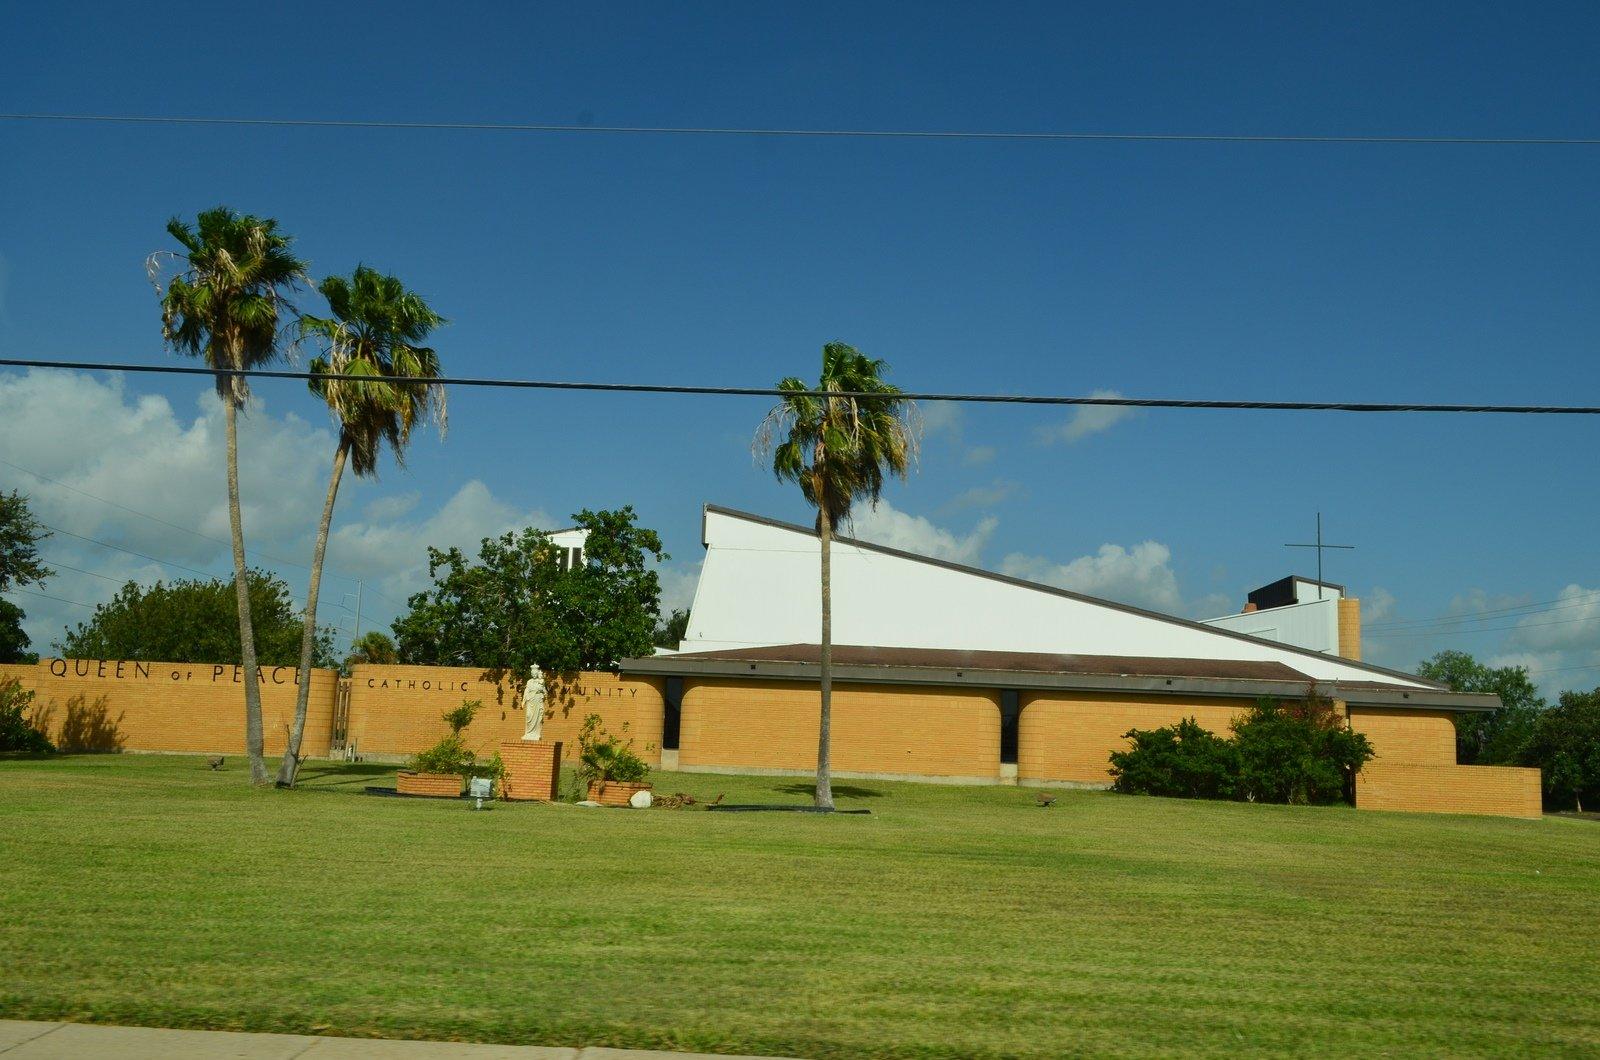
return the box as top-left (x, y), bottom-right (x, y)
top-left (678, 678), bottom-right (1001, 779)
top-left (539, 672), bottom-right (664, 766)
top-left (1348, 706), bottom-right (1457, 766)
top-left (1357, 762), bottom-right (1543, 818)
top-left (499, 740), bottom-right (562, 800)
top-left (0, 659), bottom-right (338, 756)
top-left (1338, 597), bottom-right (1362, 660)
top-left (1017, 691), bottom-right (1256, 784)
top-left (345, 664), bottom-right (523, 758)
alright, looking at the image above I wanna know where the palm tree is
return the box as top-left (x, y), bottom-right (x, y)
top-left (755, 343), bottom-right (916, 808)
top-left (153, 208), bottom-right (306, 786)
top-left (344, 630), bottom-right (399, 669)
top-left (277, 266), bottom-right (445, 786)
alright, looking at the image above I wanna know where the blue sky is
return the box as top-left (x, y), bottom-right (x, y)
top-left (2, 2), bottom-right (1599, 690)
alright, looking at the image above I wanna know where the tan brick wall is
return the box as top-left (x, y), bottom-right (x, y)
top-left (0, 659), bottom-right (338, 756)
top-left (679, 678), bottom-right (1001, 779)
top-left (499, 740), bottom-right (563, 800)
top-left (346, 664), bottom-right (523, 758)
top-left (1348, 707), bottom-right (1457, 766)
top-left (539, 672), bottom-right (664, 766)
top-left (1338, 597), bottom-right (1362, 660)
top-left (1018, 692), bottom-right (1256, 784)
top-left (1357, 762), bottom-right (1543, 818)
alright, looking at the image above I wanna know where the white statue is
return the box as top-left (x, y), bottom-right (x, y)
top-left (522, 668), bottom-right (547, 741)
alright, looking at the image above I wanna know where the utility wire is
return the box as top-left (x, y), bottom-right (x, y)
top-left (40, 523), bottom-right (220, 580)
top-left (5, 357), bottom-right (1600, 415)
top-left (1366, 611), bottom-right (1600, 638)
top-left (1, 456), bottom-right (366, 587)
top-left (1363, 589), bottom-right (1600, 630)
top-left (6, 586), bottom-right (97, 610)
top-left (5, 112), bottom-right (1600, 146)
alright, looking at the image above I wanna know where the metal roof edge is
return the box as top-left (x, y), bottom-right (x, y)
top-left (618, 654), bottom-right (1499, 712)
top-left (698, 503), bottom-right (1450, 691)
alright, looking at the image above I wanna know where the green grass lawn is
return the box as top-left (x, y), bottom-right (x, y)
top-left (1, 755), bottom-right (1596, 1058)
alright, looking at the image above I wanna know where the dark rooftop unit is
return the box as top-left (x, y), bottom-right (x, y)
top-left (1247, 575), bottom-right (1345, 612)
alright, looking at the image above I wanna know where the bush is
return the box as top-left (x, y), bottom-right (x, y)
top-left (1231, 696), bottom-right (1372, 806)
top-left (1108, 691), bottom-right (1373, 807)
top-left (408, 699), bottom-right (485, 778)
top-left (1109, 717), bottom-right (1237, 799)
top-left (576, 713), bottom-right (652, 788)
top-left (0, 679), bottom-right (53, 754)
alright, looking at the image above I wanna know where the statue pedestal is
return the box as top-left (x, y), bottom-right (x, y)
top-left (500, 740), bottom-right (563, 801)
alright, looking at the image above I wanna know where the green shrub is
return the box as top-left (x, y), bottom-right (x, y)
top-left (1108, 691), bottom-right (1373, 807)
top-left (0, 679), bottom-right (53, 754)
top-left (576, 713), bottom-right (652, 788)
top-left (408, 699), bottom-right (485, 778)
top-left (1231, 696), bottom-right (1372, 806)
top-left (1523, 690), bottom-right (1600, 812)
top-left (1109, 717), bottom-right (1237, 799)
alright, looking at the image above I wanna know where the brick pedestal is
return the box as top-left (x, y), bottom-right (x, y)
top-left (396, 770), bottom-right (463, 797)
top-left (500, 740), bottom-right (563, 801)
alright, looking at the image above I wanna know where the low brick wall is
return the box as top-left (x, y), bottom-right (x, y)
top-left (588, 780), bottom-right (650, 807)
top-left (1357, 762), bottom-right (1543, 818)
top-left (500, 740), bottom-right (562, 801)
top-left (396, 770), bottom-right (463, 797)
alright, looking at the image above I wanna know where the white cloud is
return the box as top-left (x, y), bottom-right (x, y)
top-left (0, 370), bottom-right (554, 651)
top-left (846, 499), bottom-right (997, 565)
top-left (1035, 389), bottom-right (1136, 445)
top-left (945, 480), bottom-right (1021, 511)
top-left (1508, 583), bottom-right (1600, 653)
top-left (918, 401), bottom-right (963, 440)
top-left (1365, 587), bottom-right (1398, 623)
top-left (1001, 541), bottom-right (1184, 614)
top-left (962, 445), bottom-right (996, 467)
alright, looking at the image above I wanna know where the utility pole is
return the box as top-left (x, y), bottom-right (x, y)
top-left (1285, 513), bottom-right (1355, 600)
top-left (353, 579), bottom-right (363, 645)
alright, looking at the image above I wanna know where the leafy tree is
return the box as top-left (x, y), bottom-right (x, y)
top-left (754, 343), bottom-right (916, 809)
top-left (653, 608), bottom-right (690, 649)
top-left (152, 207), bottom-right (307, 784)
top-left (393, 507), bottom-right (664, 684)
top-left (0, 678), bottom-right (52, 754)
top-left (344, 630), bottom-right (399, 669)
top-left (1524, 690), bottom-right (1600, 812)
top-left (55, 571), bottom-right (335, 668)
top-left (1417, 650), bottom-right (1545, 764)
top-left (279, 266), bottom-right (446, 787)
top-left (0, 491), bottom-right (53, 663)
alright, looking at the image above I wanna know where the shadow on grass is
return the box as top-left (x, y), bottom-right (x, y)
top-left (774, 782), bottom-right (886, 799)
top-left (291, 763), bottom-right (399, 791)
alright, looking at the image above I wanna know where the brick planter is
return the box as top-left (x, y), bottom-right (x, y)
top-left (396, 770), bottom-right (463, 798)
top-left (499, 740), bottom-right (563, 801)
top-left (587, 779), bottom-right (651, 807)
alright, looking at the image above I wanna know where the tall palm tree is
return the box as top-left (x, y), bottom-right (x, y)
top-left (277, 266), bottom-right (445, 786)
top-left (755, 343), bottom-right (916, 808)
top-left (344, 630), bottom-right (399, 669)
top-left (154, 208), bottom-right (306, 786)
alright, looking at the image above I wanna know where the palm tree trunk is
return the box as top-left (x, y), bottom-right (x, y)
top-left (224, 397), bottom-right (268, 785)
top-left (277, 439), bottom-right (348, 787)
top-left (816, 501), bottom-right (835, 810)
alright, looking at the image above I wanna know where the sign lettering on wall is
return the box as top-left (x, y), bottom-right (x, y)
top-left (45, 658), bottom-right (314, 686)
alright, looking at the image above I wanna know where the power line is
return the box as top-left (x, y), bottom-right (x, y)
top-left (5, 112), bottom-right (1600, 146)
top-left (1367, 611), bottom-right (1600, 638)
top-left (1366, 589), bottom-right (1600, 632)
top-left (40, 523), bottom-right (220, 580)
top-left (7, 586), bottom-right (96, 610)
top-left (1, 456), bottom-right (365, 587)
top-left (39, 555), bottom-right (128, 584)
top-left (6, 357), bottom-right (1600, 415)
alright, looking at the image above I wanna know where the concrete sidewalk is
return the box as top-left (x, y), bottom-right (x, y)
top-left (0, 1021), bottom-right (801, 1059)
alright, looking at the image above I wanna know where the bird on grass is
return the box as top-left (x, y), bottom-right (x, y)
top-left (1036, 792), bottom-right (1057, 808)
top-left (206, 756), bottom-right (225, 771)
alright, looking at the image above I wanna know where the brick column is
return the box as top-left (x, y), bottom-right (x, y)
top-left (500, 740), bottom-right (562, 801)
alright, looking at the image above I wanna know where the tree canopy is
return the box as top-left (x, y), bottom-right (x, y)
top-left (0, 491), bottom-right (53, 663)
top-left (393, 507), bottom-right (665, 678)
top-left (1525, 689), bottom-right (1600, 812)
top-left (55, 571), bottom-right (336, 668)
top-left (1416, 649), bottom-right (1546, 765)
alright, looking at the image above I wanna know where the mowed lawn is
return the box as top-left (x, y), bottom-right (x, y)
top-left (0, 755), bottom-right (1596, 1058)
